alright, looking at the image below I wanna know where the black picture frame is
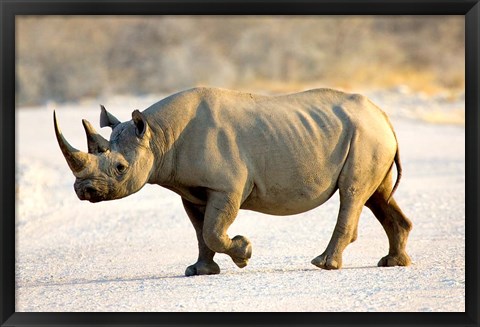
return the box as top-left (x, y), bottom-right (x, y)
top-left (1, 1), bottom-right (478, 326)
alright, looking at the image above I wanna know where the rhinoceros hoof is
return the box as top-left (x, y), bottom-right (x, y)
top-left (232, 257), bottom-right (249, 268)
top-left (377, 253), bottom-right (411, 267)
top-left (311, 254), bottom-right (341, 270)
top-left (185, 261), bottom-right (221, 276)
top-left (231, 235), bottom-right (252, 268)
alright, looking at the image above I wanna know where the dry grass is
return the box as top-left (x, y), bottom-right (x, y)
top-left (16, 16), bottom-right (464, 106)
top-left (416, 108), bottom-right (465, 125)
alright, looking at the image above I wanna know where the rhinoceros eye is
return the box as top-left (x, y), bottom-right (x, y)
top-left (116, 163), bottom-right (127, 174)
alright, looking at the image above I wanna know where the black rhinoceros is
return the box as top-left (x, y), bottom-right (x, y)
top-left (54, 87), bottom-right (412, 276)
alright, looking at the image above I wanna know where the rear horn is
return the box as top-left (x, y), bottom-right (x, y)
top-left (82, 118), bottom-right (110, 154)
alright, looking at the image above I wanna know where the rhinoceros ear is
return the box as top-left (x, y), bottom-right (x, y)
top-left (100, 105), bottom-right (121, 129)
top-left (132, 109), bottom-right (147, 138)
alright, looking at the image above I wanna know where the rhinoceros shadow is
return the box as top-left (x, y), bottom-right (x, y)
top-left (205, 265), bottom-right (380, 276)
top-left (19, 265), bottom-right (379, 288)
top-left (18, 274), bottom-right (185, 289)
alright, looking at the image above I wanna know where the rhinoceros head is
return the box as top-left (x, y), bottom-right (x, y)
top-left (54, 106), bottom-right (155, 203)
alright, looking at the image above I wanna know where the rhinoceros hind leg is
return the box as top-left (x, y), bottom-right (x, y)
top-left (311, 253), bottom-right (341, 270)
top-left (366, 170), bottom-right (413, 267)
top-left (311, 197), bottom-right (364, 270)
top-left (377, 253), bottom-right (411, 267)
top-left (312, 137), bottom-right (391, 270)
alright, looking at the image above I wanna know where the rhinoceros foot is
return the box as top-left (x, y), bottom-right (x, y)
top-left (230, 235), bottom-right (252, 268)
top-left (377, 252), bottom-right (411, 267)
top-left (311, 253), bottom-right (341, 270)
top-left (185, 261), bottom-right (221, 276)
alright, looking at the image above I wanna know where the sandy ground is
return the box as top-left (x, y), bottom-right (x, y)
top-left (15, 89), bottom-right (465, 312)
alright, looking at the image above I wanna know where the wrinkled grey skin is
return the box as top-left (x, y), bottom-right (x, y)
top-left (54, 87), bottom-right (412, 276)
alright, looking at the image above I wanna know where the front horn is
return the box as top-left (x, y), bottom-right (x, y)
top-left (53, 111), bottom-right (89, 173)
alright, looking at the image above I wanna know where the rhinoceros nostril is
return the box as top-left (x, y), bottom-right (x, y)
top-left (84, 186), bottom-right (96, 196)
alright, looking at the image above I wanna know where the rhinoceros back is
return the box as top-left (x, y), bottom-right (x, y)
top-left (144, 87), bottom-right (395, 215)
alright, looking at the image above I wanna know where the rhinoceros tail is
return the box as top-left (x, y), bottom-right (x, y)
top-left (387, 145), bottom-right (402, 204)
top-left (368, 98), bottom-right (402, 204)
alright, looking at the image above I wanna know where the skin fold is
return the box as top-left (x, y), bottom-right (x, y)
top-left (54, 87), bottom-right (412, 276)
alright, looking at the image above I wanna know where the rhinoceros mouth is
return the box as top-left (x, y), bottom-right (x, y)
top-left (77, 188), bottom-right (106, 203)
top-left (85, 196), bottom-right (104, 203)
top-left (83, 189), bottom-right (103, 202)
top-left (74, 180), bottom-right (110, 203)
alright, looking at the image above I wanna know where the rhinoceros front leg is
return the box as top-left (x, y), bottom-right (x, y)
top-left (202, 191), bottom-right (252, 269)
top-left (182, 198), bottom-right (220, 276)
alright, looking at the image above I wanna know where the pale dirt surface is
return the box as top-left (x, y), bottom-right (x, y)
top-left (15, 90), bottom-right (465, 312)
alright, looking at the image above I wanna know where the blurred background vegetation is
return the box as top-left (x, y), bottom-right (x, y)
top-left (16, 16), bottom-right (464, 106)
